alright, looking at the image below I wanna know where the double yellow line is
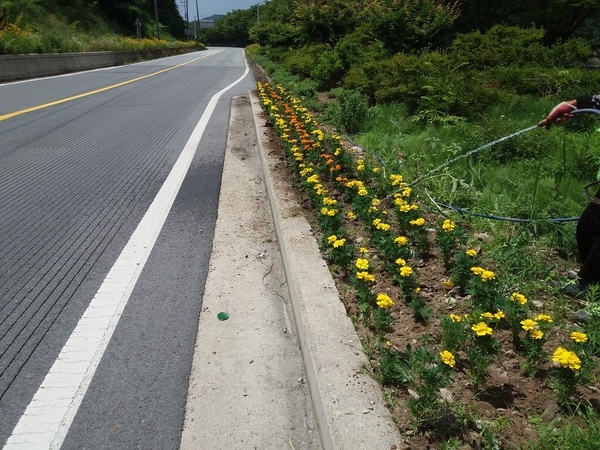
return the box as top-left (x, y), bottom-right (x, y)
top-left (0, 50), bottom-right (220, 122)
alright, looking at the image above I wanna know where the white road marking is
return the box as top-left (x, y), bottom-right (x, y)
top-left (3, 55), bottom-right (249, 450)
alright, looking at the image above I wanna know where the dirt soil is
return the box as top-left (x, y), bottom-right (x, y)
top-left (247, 61), bottom-right (599, 450)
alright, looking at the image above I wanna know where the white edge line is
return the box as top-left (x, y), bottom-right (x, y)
top-left (3, 51), bottom-right (249, 450)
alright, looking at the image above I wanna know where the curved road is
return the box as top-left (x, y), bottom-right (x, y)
top-left (0, 48), bottom-right (256, 449)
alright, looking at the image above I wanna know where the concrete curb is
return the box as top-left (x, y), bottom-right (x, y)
top-left (250, 90), bottom-right (403, 450)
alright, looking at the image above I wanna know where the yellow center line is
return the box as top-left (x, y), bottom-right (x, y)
top-left (0, 50), bottom-right (222, 122)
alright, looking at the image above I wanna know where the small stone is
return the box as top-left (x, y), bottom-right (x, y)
top-left (407, 389), bottom-right (420, 399)
top-left (362, 409), bottom-right (371, 414)
top-left (573, 310), bottom-right (590, 325)
top-left (544, 401), bottom-right (560, 416)
top-left (532, 300), bottom-right (544, 308)
top-left (439, 388), bottom-right (455, 403)
top-left (475, 232), bottom-right (493, 242)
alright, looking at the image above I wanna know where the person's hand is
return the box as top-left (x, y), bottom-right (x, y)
top-left (538, 101), bottom-right (577, 129)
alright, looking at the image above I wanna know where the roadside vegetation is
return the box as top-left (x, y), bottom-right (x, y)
top-left (248, 1), bottom-right (600, 448)
top-left (0, 0), bottom-right (200, 54)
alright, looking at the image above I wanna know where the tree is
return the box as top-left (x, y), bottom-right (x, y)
top-left (455, 0), bottom-right (600, 45)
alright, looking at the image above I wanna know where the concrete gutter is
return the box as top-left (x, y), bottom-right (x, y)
top-left (250, 90), bottom-right (402, 449)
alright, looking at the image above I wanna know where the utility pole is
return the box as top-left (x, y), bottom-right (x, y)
top-left (153, 0), bottom-right (160, 39)
top-left (195, 0), bottom-right (200, 36)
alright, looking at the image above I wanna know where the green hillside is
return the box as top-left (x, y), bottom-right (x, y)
top-left (0, 0), bottom-right (192, 54)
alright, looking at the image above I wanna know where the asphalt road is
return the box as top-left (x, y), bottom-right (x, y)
top-left (0, 48), bottom-right (256, 449)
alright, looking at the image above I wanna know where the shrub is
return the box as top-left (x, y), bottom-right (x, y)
top-left (282, 44), bottom-right (327, 78)
top-left (328, 89), bottom-right (369, 134)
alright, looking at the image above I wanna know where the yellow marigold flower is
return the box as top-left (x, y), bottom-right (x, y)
top-left (480, 270), bottom-right (495, 282)
top-left (510, 292), bottom-right (527, 305)
top-left (395, 197), bottom-right (407, 206)
top-left (399, 204), bottom-right (411, 213)
top-left (552, 347), bottom-right (581, 370)
top-left (333, 239), bottom-right (346, 248)
top-left (535, 314), bottom-right (553, 323)
top-left (322, 197), bottom-right (337, 205)
top-left (480, 312), bottom-right (494, 320)
top-left (400, 266), bottom-right (413, 277)
top-left (493, 311), bottom-right (505, 320)
top-left (395, 258), bottom-right (406, 266)
top-left (315, 185), bottom-right (328, 195)
top-left (409, 218), bottom-right (425, 226)
top-left (442, 219), bottom-right (456, 232)
top-left (529, 329), bottom-right (544, 340)
top-left (449, 314), bottom-right (462, 323)
top-left (327, 235), bottom-right (337, 243)
top-left (520, 319), bottom-right (538, 331)
top-left (390, 174), bottom-right (403, 185)
top-left (570, 331), bottom-right (588, 343)
top-left (471, 266), bottom-right (484, 275)
top-left (375, 222), bottom-right (390, 231)
top-left (440, 350), bottom-right (456, 368)
top-left (357, 164), bottom-right (365, 171)
top-left (376, 293), bottom-right (394, 309)
top-left (372, 167), bottom-right (380, 173)
top-left (471, 322), bottom-right (493, 336)
top-left (402, 187), bottom-right (412, 197)
top-left (442, 279), bottom-right (454, 289)
top-left (415, 287), bottom-right (421, 293)
top-left (356, 271), bottom-right (375, 283)
top-left (347, 211), bottom-right (357, 220)
top-left (371, 198), bottom-right (381, 206)
top-left (358, 188), bottom-right (368, 196)
top-left (359, 247), bottom-right (369, 254)
top-left (394, 236), bottom-right (409, 246)
top-left (355, 258), bottom-right (369, 270)
top-left (326, 209), bottom-right (337, 217)
top-left (306, 174), bottom-right (319, 184)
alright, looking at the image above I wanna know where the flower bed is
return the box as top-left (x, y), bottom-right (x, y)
top-left (257, 82), bottom-right (600, 448)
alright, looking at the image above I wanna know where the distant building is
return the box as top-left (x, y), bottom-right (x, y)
top-left (197, 14), bottom-right (222, 28)
top-left (198, 19), bottom-right (214, 28)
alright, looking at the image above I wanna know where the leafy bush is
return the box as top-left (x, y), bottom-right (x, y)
top-left (282, 44), bottom-right (327, 78)
top-left (326, 89), bottom-right (369, 134)
top-left (249, 21), bottom-right (299, 48)
top-left (311, 50), bottom-right (345, 90)
top-left (449, 25), bottom-right (593, 72)
top-left (449, 25), bottom-right (549, 70)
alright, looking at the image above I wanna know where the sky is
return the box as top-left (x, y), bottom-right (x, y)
top-left (177, 0), bottom-right (262, 20)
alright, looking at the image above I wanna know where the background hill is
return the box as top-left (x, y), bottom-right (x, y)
top-left (0, 0), bottom-right (187, 44)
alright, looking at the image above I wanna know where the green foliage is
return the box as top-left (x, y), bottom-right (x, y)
top-left (326, 89), bottom-right (369, 134)
top-left (290, 0), bottom-right (360, 45)
top-left (365, 0), bottom-right (461, 54)
top-left (282, 44), bottom-right (327, 78)
top-left (449, 25), bottom-right (549, 70)
top-left (249, 20), bottom-right (298, 47)
top-left (528, 407), bottom-right (600, 450)
top-left (0, 0), bottom-right (190, 54)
